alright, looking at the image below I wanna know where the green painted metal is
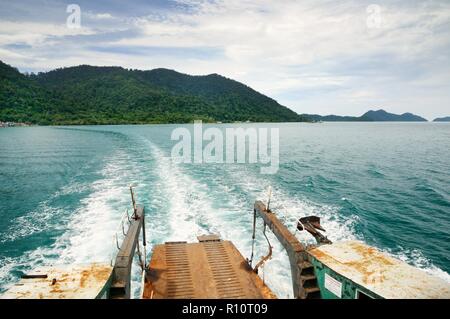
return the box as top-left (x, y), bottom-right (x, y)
top-left (309, 256), bottom-right (382, 299)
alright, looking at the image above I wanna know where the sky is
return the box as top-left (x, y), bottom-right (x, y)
top-left (0, 0), bottom-right (449, 120)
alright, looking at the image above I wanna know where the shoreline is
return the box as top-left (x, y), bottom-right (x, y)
top-left (2, 121), bottom-right (450, 127)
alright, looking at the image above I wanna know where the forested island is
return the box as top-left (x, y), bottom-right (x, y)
top-left (304, 109), bottom-right (428, 122)
top-left (1, 61), bottom-right (443, 125)
top-left (433, 116), bottom-right (450, 122)
top-left (0, 60), bottom-right (306, 125)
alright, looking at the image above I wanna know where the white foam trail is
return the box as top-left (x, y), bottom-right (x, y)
top-left (0, 257), bottom-right (16, 288)
top-left (53, 151), bottom-right (137, 264)
top-left (146, 141), bottom-right (220, 241)
top-left (0, 149), bottom-right (143, 293)
top-left (0, 204), bottom-right (64, 244)
top-left (262, 193), bottom-right (359, 298)
top-left (1, 175), bottom-right (96, 244)
top-left (3, 129), bottom-right (448, 298)
top-left (211, 166), bottom-right (359, 298)
top-left (225, 167), bottom-right (450, 290)
top-left (384, 247), bottom-right (450, 283)
top-left (138, 145), bottom-right (358, 298)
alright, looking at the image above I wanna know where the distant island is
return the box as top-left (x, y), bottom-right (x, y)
top-left (0, 60), bottom-right (307, 125)
top-left (433, 116), bottom-right (450, 122)
top-left (303, 109), bottom-right (428, 122)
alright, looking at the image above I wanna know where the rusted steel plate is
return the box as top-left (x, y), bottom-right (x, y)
top-left (143, 239), bottom-right (276, 299)
top-left (308, 240), bottom-right (450, 299)
top-left (1, 263), bottom-right (113, 299)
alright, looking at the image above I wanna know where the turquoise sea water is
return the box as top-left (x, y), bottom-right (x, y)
top-left (0, 122), bottom-right (449, 298)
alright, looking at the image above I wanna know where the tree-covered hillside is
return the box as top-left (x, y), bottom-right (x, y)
top-left (0, 61), bottom-right (306, 125)
top-left (0, 61), bottom-right (62, 124)
top-left (302, 109), bottom-right (428, 122)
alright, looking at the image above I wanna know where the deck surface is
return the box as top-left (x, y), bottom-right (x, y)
top-left (1, 263), bottom-right (112, 299)
top-left (309, 240), bottom-right (450, 299)
top-left (143, 239), bottom-right (276, 299)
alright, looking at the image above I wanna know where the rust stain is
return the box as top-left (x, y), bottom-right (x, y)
top-left (2, 263), bottom-right (113, 299)
top-left (50, 288), bottom-right (62, 293)
top-left (48, 264), bottom-right (112, 294)
top-left (310, 242), bottom-right (395, 284)
top-left (90, 265), bottom-right (112, 282)
top-left (79, 264), bottom-right (111, 289)
top-left (80, 270), bottom-right (89, 288)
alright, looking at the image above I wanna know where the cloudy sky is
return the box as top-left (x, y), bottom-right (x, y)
top-left (0, 0), bottom-right (449, 119)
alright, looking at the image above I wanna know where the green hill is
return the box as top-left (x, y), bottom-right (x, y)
top-left (0, 61), bottom-right (306, 125)
top-left (0, 61), bottom-right (60, 124)
top-left (433, 116), bottom-right (450, 122)
top-left (303, 109), bottom-right (428, 122)
top-left (360, 109), bottom-right (427, 121)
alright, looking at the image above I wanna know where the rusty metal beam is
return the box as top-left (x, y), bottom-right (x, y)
top-left (254, 201), bottom-right (308, 299)
top-left (109, 205), bottom-right (144, 299)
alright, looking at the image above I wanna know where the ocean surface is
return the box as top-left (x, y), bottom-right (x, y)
top-left (0, 122), bottom-right (449, 298)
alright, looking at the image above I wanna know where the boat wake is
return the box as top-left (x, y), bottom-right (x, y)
top-left (1, 127), bottom-right (449, 298)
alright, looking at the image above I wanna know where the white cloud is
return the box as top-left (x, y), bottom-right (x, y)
top-left (0, 48), bottom-right (30, 60)
top-left (0, 21), bottom-right (96, 46)
top-left (95, 13), bottom-right (113, 19)
top-left (109, 1), bottom-right (450, 77)
top-left (1, 0), bottom-right (450, 118)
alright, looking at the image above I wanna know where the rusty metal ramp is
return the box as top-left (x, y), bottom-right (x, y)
top-left (143, 235), bottom-right (276, 299)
